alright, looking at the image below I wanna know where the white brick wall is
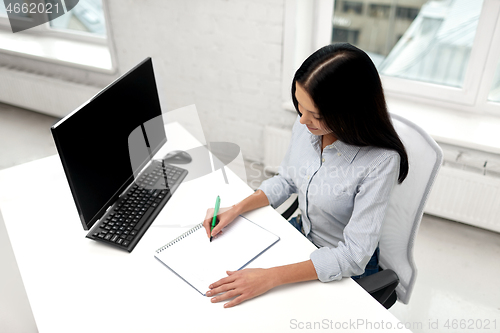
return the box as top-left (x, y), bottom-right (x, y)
top-left (107, 0), bottom-right (296, 162)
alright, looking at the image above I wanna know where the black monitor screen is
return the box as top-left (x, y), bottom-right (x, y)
top-left (51, 58), bottom-right (166, 230)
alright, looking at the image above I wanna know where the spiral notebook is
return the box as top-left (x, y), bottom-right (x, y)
top-left (154, 216), bottom-right (280, 295)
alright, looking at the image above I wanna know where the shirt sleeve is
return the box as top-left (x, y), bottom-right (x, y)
top-left (257, 118), bottom-right (300, 208)
top-left (310, 153), bottom-right (400, 282)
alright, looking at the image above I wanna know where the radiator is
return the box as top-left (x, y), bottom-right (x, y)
top-left (425, 165), bottom-right (500, 233)
top-left (0, 67), bottom-right (99, 118)
top-left (425, 143), bottom-right (500, 233)
top-left (263, 126), bottom-right (292, 174)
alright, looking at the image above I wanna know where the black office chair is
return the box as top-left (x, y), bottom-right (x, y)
top-left (280, 114), bottom-right (443, 309)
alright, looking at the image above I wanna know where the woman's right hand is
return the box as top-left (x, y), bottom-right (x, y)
top-left (202, 190), bottom-right (270, 239)
top-left (203, 205), bottom-right (240, 239)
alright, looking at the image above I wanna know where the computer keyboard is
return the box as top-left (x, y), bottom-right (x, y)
top-left (86, 160), bottom-right (188, 252)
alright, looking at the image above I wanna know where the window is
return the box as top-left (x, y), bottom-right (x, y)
top-left (368, 4), bottom-right (390, 19)
top-left (1, 0), bottom-right (106, 37)
top-left (378, 0), bottom-right (483, 88)
top-left (332, 27), bottom-right (359, 45)
top-left (0, 0), bottom-right (113, 72)
top-left (333, 0), bottom-right (428, 66)
top-left (283, 0), bottom-right (500, 116)
top-left (329, 0), bottom-right (500, 113)
top-left (49, 0), bottom-right (106, 37)
top-left (342, 1), bottom-right (363, 15)
top-left (396, 6), bottom-right (419, 21)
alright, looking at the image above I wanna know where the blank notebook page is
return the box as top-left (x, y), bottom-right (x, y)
top-left (154, 216), bottom-right (279, 295)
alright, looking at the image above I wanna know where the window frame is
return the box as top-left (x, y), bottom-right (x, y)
top-left (282, 0), bottom-right (500, 116)
top-left (342, 1), bottom-right (363, 15)
top-left (0, 0), bottom-right (107, 43)
top-left (281, 0), bottom-right (334, 103)
top-left (475, 4), bottom-right (500, 114)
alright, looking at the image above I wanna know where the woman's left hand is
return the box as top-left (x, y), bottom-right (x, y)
top-left (206, 268), bottom-right (276, 308)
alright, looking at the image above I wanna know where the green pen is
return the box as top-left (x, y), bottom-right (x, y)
top-left (210, 195), bottom-right (220, 242)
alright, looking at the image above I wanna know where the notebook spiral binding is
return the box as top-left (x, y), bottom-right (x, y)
top-left (156, 223), bottom-right (204, 253)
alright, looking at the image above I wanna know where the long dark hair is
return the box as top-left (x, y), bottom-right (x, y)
top-left (292, 43), bottom-right (408, 183)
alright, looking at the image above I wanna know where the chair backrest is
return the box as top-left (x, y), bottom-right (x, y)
top-left (0, 207), bottom-right (38, 332)
top-left (379, 113), bottom-right (443, 304)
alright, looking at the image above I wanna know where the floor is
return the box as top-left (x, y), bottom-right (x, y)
top-left (1, 102), bottom-right (499, 333)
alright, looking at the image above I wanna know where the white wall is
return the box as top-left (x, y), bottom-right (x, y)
top-left (107, 0), bottom-right (296, 161)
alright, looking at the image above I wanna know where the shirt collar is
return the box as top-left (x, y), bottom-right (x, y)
top-left (329, 140), bottom-right (361, 164)
top-left (307, 129), bottom-right (361, 164)
top-left (309, 132), bottom-right (322, 155)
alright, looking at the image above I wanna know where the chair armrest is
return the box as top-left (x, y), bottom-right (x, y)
top-left (281, 197), bottom-right (299, 220)
top-left (355, 269), bottom-right (398, 293)
top-left (354, 269), bottom-right (399, 308)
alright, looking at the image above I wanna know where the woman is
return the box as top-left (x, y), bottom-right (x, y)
top-left (203, 43), bottom-right (409, 308)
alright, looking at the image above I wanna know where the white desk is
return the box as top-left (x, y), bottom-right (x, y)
top-left (0, 123), bottom-right (410, 333)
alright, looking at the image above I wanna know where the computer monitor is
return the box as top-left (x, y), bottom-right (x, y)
top-left (51, 58), bottom-right (167, 230)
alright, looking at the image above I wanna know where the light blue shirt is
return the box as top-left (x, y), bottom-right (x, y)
top-left (258, 117), bottom-right (400, 282)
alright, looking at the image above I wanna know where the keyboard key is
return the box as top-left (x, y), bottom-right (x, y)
top-left (133, 207), bottom-right (154, 231)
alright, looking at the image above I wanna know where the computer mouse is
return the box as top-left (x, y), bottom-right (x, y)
top-left (163, 150), bottom-right (192, 164)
